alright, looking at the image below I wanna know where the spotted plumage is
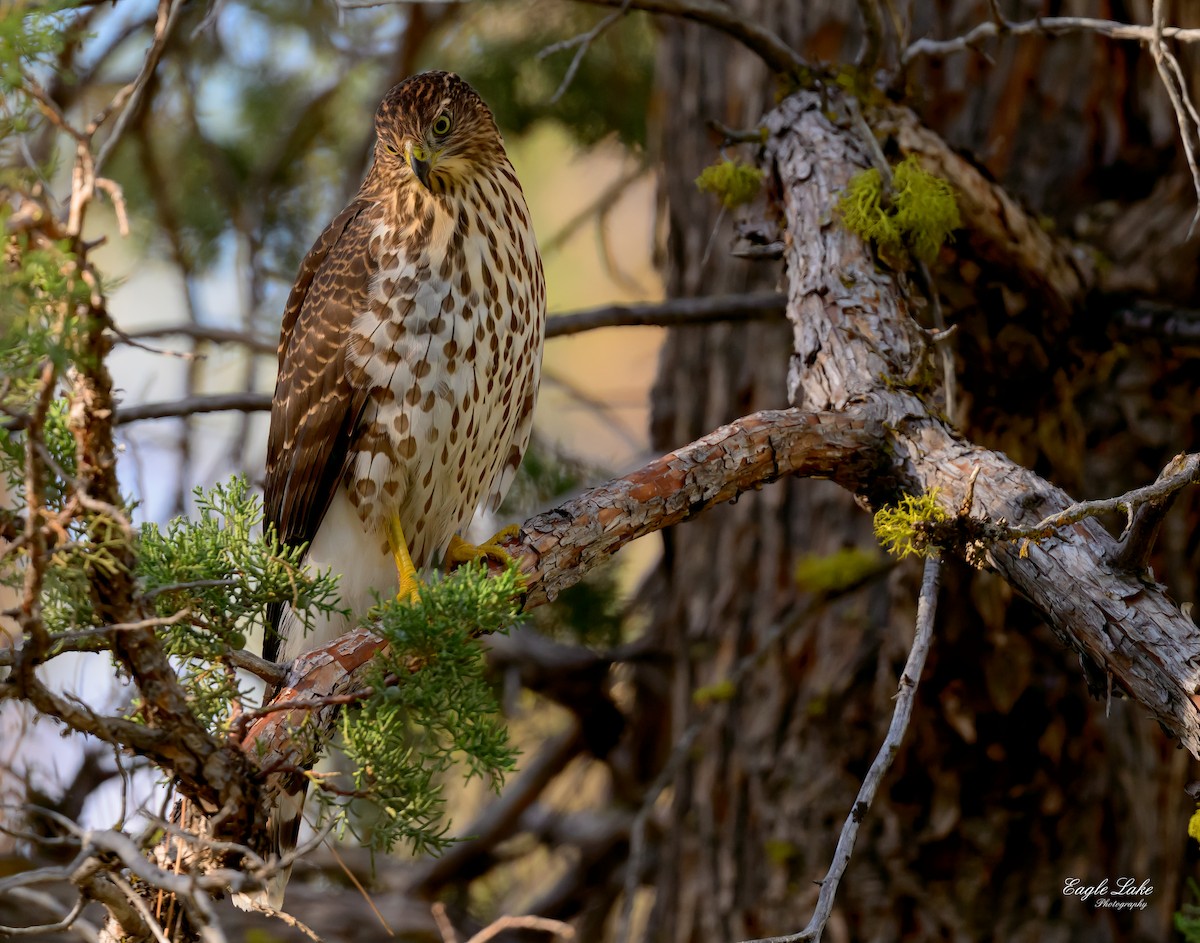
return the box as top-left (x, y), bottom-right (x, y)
top-left (244, 72), bottom-right (544, 909)
top-left (264, 71), bottom-right (544, 663)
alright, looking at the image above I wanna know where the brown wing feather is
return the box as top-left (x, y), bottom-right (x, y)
top-left (263, 200), bottom-right (377, 656)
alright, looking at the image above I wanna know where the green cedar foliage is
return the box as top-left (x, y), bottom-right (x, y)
top-left (335, 563), bottom-right (522, 855)
top-left (0, 1), bottom-right (80, 94)
top-left (137, 477), bottom-right (344, 729)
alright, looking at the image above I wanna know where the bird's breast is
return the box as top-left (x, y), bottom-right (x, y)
top-left (341, 191), bottom-right (545, 566)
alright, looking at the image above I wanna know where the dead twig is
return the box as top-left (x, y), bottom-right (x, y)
top-left (467, 914), bottom-right (575, 943)
top-left (1148, 0), bottom-right (1200, 237)
top-left (538, 3), bottom-right (629, 104)
top-left (903, 14), bottom-right (1200, 64)
top-left (1007, 452), bottom-right (1200, 542)
top-left (738, 555), bottom-right (941, 943)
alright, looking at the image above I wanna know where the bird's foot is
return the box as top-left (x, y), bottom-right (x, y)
top-left (444, 524), bottom-right (522, 571)
top-left (386, 516), bottom-right (421, 604)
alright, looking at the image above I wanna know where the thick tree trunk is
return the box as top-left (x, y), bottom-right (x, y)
top-left (640, 4), bottom-right (1199, 942)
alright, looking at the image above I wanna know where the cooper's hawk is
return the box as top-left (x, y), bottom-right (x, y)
top-left (248, 72), bottom-right (544, 908)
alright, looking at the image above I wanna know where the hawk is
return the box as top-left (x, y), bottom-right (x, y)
top-left (249, 72), bottom-right (544, 907)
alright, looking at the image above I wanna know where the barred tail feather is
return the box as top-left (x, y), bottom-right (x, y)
top-left (231, 779), bottom-right (308, 911)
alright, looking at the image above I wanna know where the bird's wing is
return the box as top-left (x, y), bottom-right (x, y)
top-left (264, 200), bottom-right (376, 653)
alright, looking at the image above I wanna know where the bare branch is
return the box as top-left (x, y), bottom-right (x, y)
top-left (574, 0), bottom-right (805, 75)
top-left (538, 5), bottom-right (627, 103)
top-left (0, 887), bottom-right (97, 941)
top-left (122, 325), bottom-right (277, 355)
top-left (1007, 452), bottom-right (1200, 543)
top-left (1112, 453), bottom-right (1196, 572)
top-left (93, 0), bottom-right (185, 177)
top-left (113, 294), bottom-right (787, 425)
top-left (547, 292), bottom-right (786, 337)
top-left (1148, 0), bottom-right (1200, 236)
top-left (739, 557), bottom-right (942, 943)
top-left (122, 292), bottom-right (786, 356)
top-left (114, 392), bottom-right (273, 425)
top-left (507, 408), bottom-right (881, 607)
top-left (431, 902), bottom-right (460, 943)
top-left (467, 914), bottom-right (576, 943)
top-left (903, 14), bottom-right (1200, 64)
top-left (225, 646), bottom-right (288, 687)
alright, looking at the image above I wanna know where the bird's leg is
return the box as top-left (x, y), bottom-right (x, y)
top-left (444, 524), bottom-right (522, 570)
top-left (386, 516), bottom-right (421, 602)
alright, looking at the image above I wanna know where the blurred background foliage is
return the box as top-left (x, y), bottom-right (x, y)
top-left (100, 0), bottom-right (655, 281)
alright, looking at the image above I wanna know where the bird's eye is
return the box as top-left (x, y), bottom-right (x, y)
top-left (431, 114), bottom-right (452, 137)
top-left (383, 141), bottom-right (400, 156)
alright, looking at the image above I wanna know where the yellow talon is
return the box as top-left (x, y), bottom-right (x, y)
top-left (386, 516), bottom-right (421, 603)
top-left (444, 524), bottom-right (522, 570)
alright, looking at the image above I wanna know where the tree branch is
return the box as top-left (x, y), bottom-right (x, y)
top-left (115, 293), bottom-right (787, 424)
top-left (903, 14), bottom-right (1200, 65)
top-left (569, 0), bottom-right (805, 75)
top-left (114, 392), bottom-right (272, 426)
top-left (767, 88), bottom-right (1200, 753)
top-left (238, 406), bottom-right (881, 768)
top-left (739, 556), bottom-right (942, 943)
top-left (507, 408), bottom-right (882, 607)
top-left (875, 104), bottom-right (1099, 314)
top-left (901, 6), bottom-right (1200, 237)
top-left (546, 291), bottom-right (786, 337)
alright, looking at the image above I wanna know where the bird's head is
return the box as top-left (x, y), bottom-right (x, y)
top-left (374, 71), bottom-right (506, 196)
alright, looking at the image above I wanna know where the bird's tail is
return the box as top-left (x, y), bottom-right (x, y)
top-left (231, 775), bottom-right (308, 912)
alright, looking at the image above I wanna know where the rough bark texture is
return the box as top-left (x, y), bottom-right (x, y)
top-left (770, 89), bottom-right (1200, 748)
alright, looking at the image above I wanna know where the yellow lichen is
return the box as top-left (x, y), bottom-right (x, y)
top-left (872, 489), bottom-right (949, 559)
top-left (794, 546), bottom-right (883, 593)
top-left (839, 154), bottom-right (961, 265)
top-left (695, 159), bottom-right (764, 210)
top-left (1189, 806), bottom-right (1200, 844)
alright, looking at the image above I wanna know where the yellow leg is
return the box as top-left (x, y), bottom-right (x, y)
top-left (444, 524), bottom-right (522, 570)
top-left (386, 516), bottom-right (421, 603)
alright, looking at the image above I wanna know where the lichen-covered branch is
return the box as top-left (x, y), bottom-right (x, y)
top-left (766, 88), bottom-right (1200, 755)
top-left (874, 105), bottom-right (1099, 314)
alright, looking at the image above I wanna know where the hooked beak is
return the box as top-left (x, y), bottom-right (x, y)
top-left (407, 142), bottom-right (434, 191)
